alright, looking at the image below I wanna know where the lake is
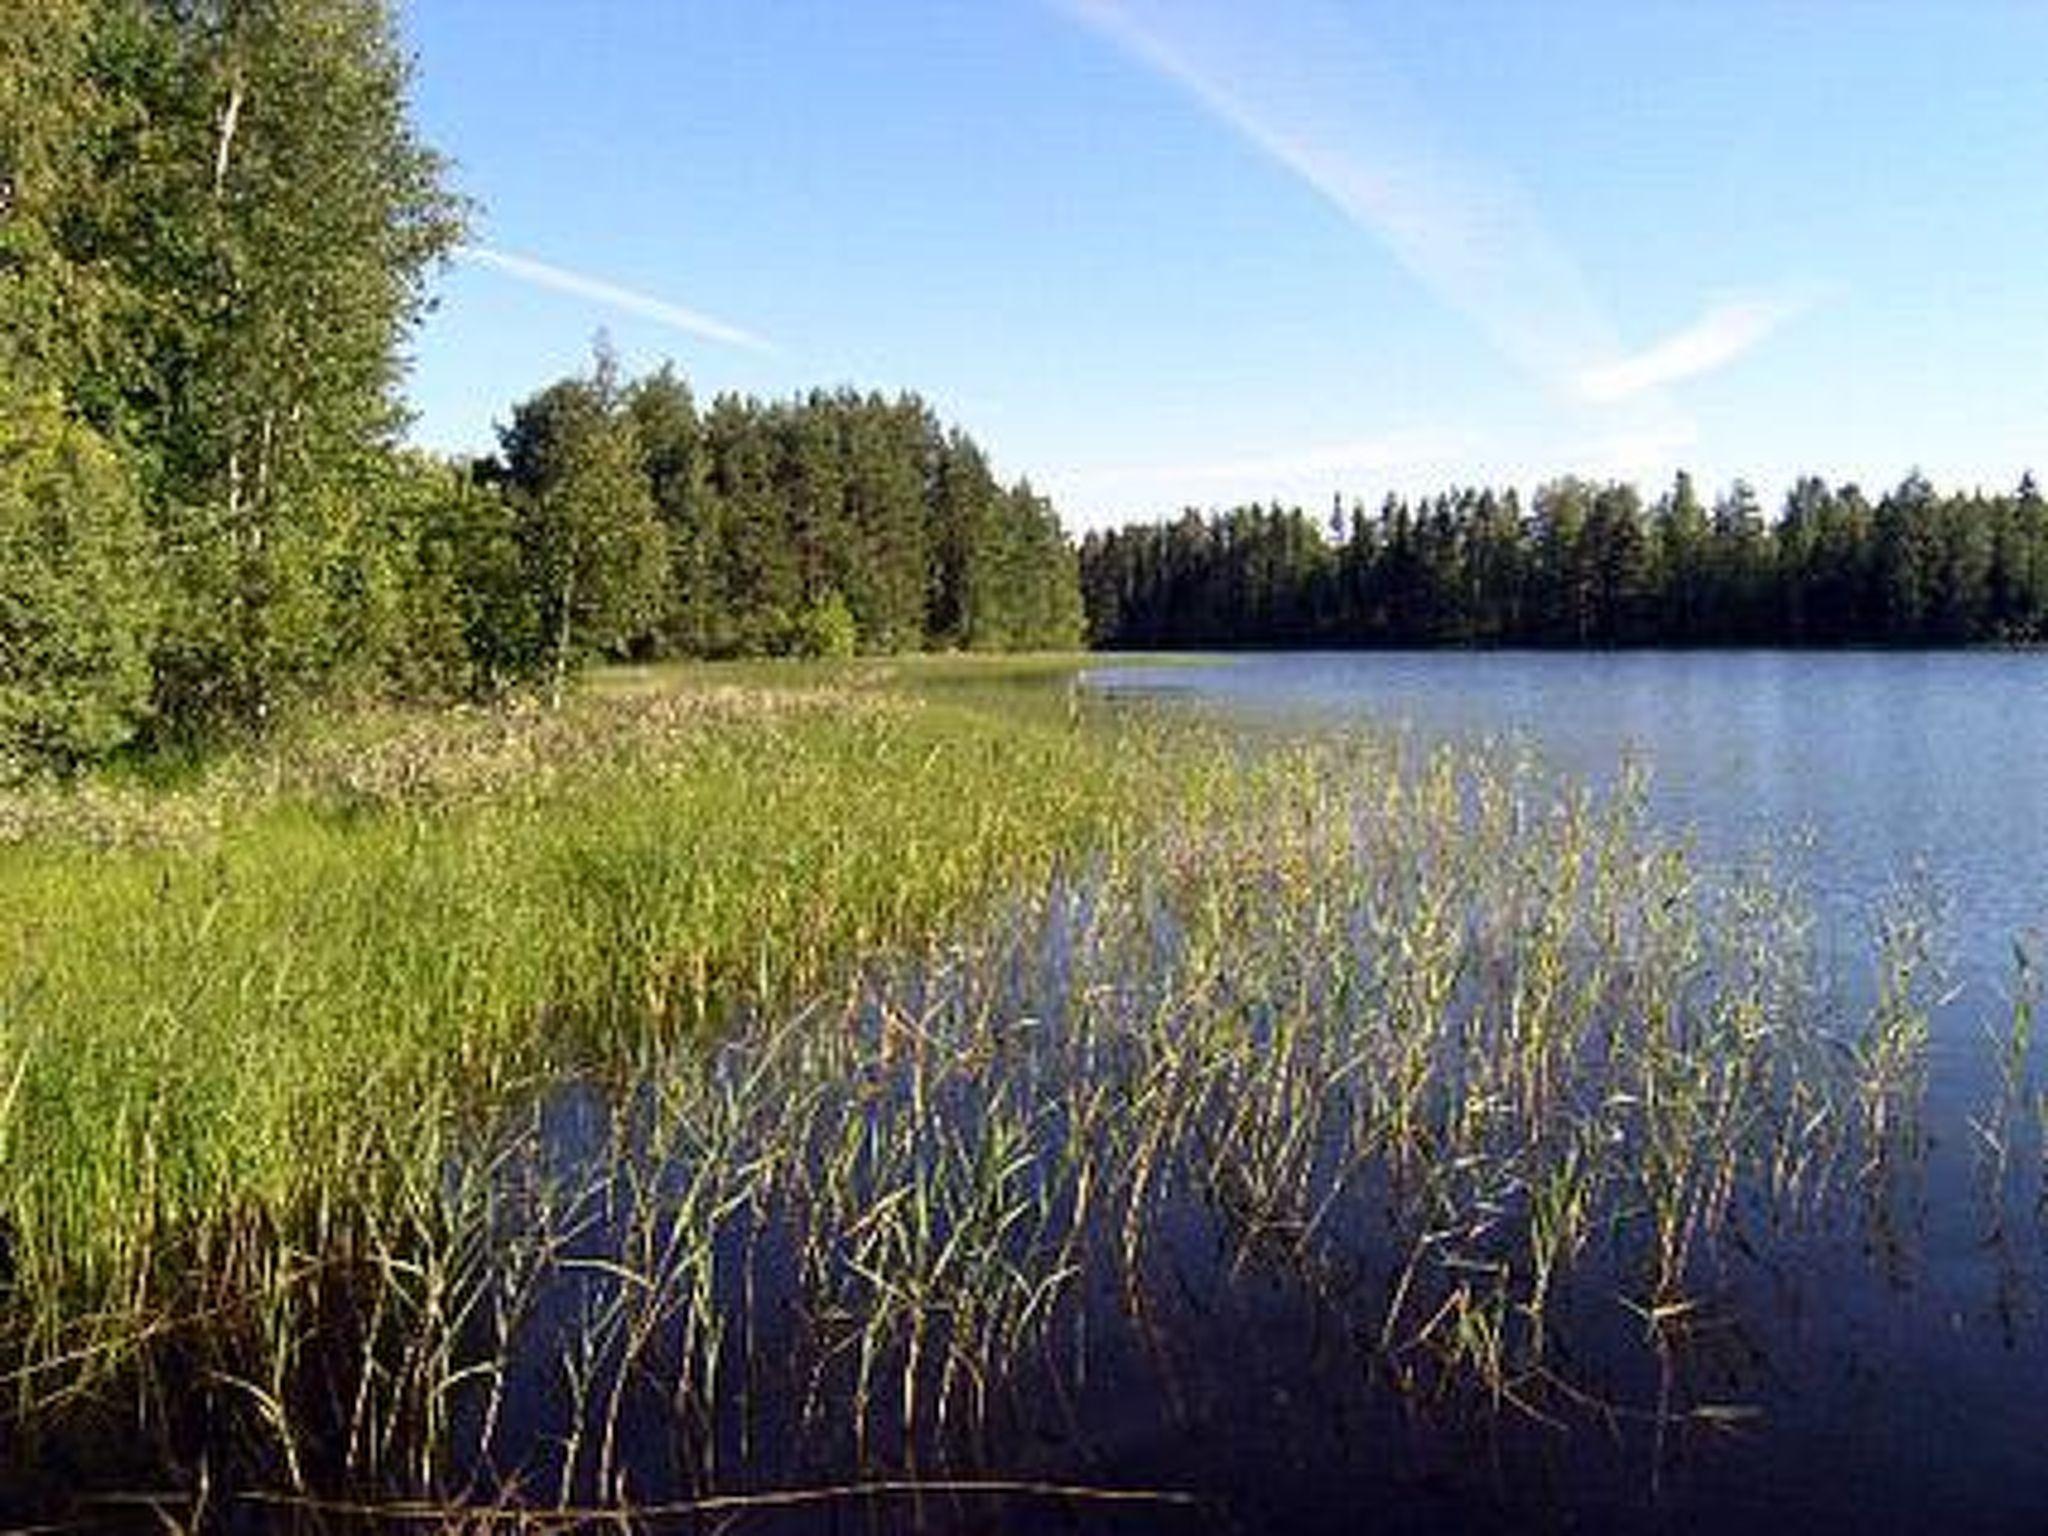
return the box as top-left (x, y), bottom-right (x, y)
top-left (1068, 649), bottom-right (2048, 1533)
top-left (1090, 649), bottom-right (2048, 1002)
top-left (40, 653), bottom-right (2043, 1533)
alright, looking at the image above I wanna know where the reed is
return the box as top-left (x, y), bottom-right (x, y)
top-left (0, 661), bottom-right (1162, 1443)
top-left (0, 661), bottom-right (1967, 1521)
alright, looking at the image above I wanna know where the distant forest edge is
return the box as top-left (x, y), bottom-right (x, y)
top-left (1080, 473), bottom-right (2048, 650)
top-left (0, 0), bottom-right (1082, 777)
top-left (7, 7), bottom-right (2043, 785)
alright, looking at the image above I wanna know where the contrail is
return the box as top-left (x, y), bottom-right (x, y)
top-left (455, 244), bottom-right (775, 354)
top-left (1063, 1), bottom-right (1810, 421)
top-left (1578, 295), bottom-right (1810, 404)
top-left (1057, 0), bottom-right (1628, 397)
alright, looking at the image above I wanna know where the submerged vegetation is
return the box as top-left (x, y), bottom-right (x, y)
top-left (0, 658), bottom-right (2021, 1524)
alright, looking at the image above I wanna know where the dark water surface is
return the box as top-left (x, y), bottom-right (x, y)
top-left (1069, 650), bottom-right (2048, 1533)
top-left (40, 653), bottom-right (2048, 1532)
top-left (475, 654), bottom-right (2048, 1534)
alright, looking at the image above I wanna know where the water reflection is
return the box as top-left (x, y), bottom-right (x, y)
top-left (1088, 651), bottom-right (2048, 987)
top-left (16, 718), bottom-right (2048, 1532)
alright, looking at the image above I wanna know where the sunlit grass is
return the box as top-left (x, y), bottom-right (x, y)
top-left (0, 660), bottom-right (1168, 1418)
top-left (0, 658), bottom-right (1973, 1520)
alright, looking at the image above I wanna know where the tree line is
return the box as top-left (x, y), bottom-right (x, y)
top-left (484, 353), bottom-right (1084, 705)
top-left (1080, 471), bottom-right (2048, 649)
top-left (0, 0), bottom-right (1083, 774)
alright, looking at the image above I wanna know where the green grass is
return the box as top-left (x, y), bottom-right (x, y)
top-left (0, 655), bottom-right (1968, 1518)
top-left (0, 657), bottom-right (1174, 1410)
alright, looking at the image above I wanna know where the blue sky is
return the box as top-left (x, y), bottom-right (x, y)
top-left (399, 1), bottom-right (2048, 529)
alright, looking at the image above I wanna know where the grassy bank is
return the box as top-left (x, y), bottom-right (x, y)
top-left (0, 656), bottom-right (1966, 1521)
top-left (0, 657), bottom-right (1173, 1415)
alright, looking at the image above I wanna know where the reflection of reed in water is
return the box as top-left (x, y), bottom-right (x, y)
top-left (10, 730), bottom-right (1977, 1522)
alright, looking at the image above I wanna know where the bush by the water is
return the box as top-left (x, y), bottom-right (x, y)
top-left (0, 390), bottom-right (157, 775)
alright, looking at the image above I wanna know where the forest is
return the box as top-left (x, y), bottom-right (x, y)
top-left (0, 0), bottom-right (1082, 777)
top-left (9, 0), bottom-right (2043, 790)
top-left (1081, 471), bottom-right (2048, 648)
top-left (6, 3), bottom-right (2048, 1526)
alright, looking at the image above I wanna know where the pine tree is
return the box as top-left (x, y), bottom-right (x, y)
top-left (927, 428), bottom-right (998, 647)
top-left (627, 365), bottom-right (718, 654)
top-left (704, 393), bottom-right (798, 655)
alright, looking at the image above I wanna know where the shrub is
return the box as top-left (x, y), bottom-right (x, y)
top-left (791, 589), bottom-right (858, 658)
top-left (0, 390), bottom-right (158, 774)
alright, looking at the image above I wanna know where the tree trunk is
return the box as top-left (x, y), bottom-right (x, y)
top-left (213, 74), bottom-right (244, 197)
top-left (550, 559), bottom-right (575, 710)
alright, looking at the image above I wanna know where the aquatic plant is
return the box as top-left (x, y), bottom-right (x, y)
top-left (0, 664), bottom-right (1969, 1523)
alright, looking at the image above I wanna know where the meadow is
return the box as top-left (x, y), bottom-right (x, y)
top-left (0, 657), bottom-right (1986, 1526)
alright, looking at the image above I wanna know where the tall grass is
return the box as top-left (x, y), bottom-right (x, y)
top-left (0, 660), bottom-right (1966, 1521)
top-left (373, 728), bottom-right (1934, 1509)
top-left (0, 661), bottom-right (1166, 1431)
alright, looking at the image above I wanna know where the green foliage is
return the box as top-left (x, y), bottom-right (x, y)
top-left (498, 350), bottom-right (669, 693)
top-left (627, 364), bottom-right (715, 654)
top-left (0, 0), bottom-right (122, 403)
top-left (349, 451), bottom-right (537, 699)
top-left (1083, 470), bottom-right (2048, 649)
top-left (8, 0), bottom-right (464, 739)
top-left (0, 391), bottom-right (157, 773)
top-left (501, 367), bottom-right (1083, 665)
top-left (791, 588), bottom-right (858, 658)
top-left (1, 1), bottom-right (1086, 764)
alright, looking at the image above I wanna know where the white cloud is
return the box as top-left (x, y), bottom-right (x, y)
top-left (1568, 419), bottom-right (1704, 482)
top-left (455, 245), bottom-right (774, 354)
top-left (1052, 1), bottom-right (1832, 514)
top-left (1577, 296), bottom-right (1808, 404)
top-left (1056, 0), bottom-right (1630, 398)
top-left (1050, 427), bottom-right (1473, 524)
